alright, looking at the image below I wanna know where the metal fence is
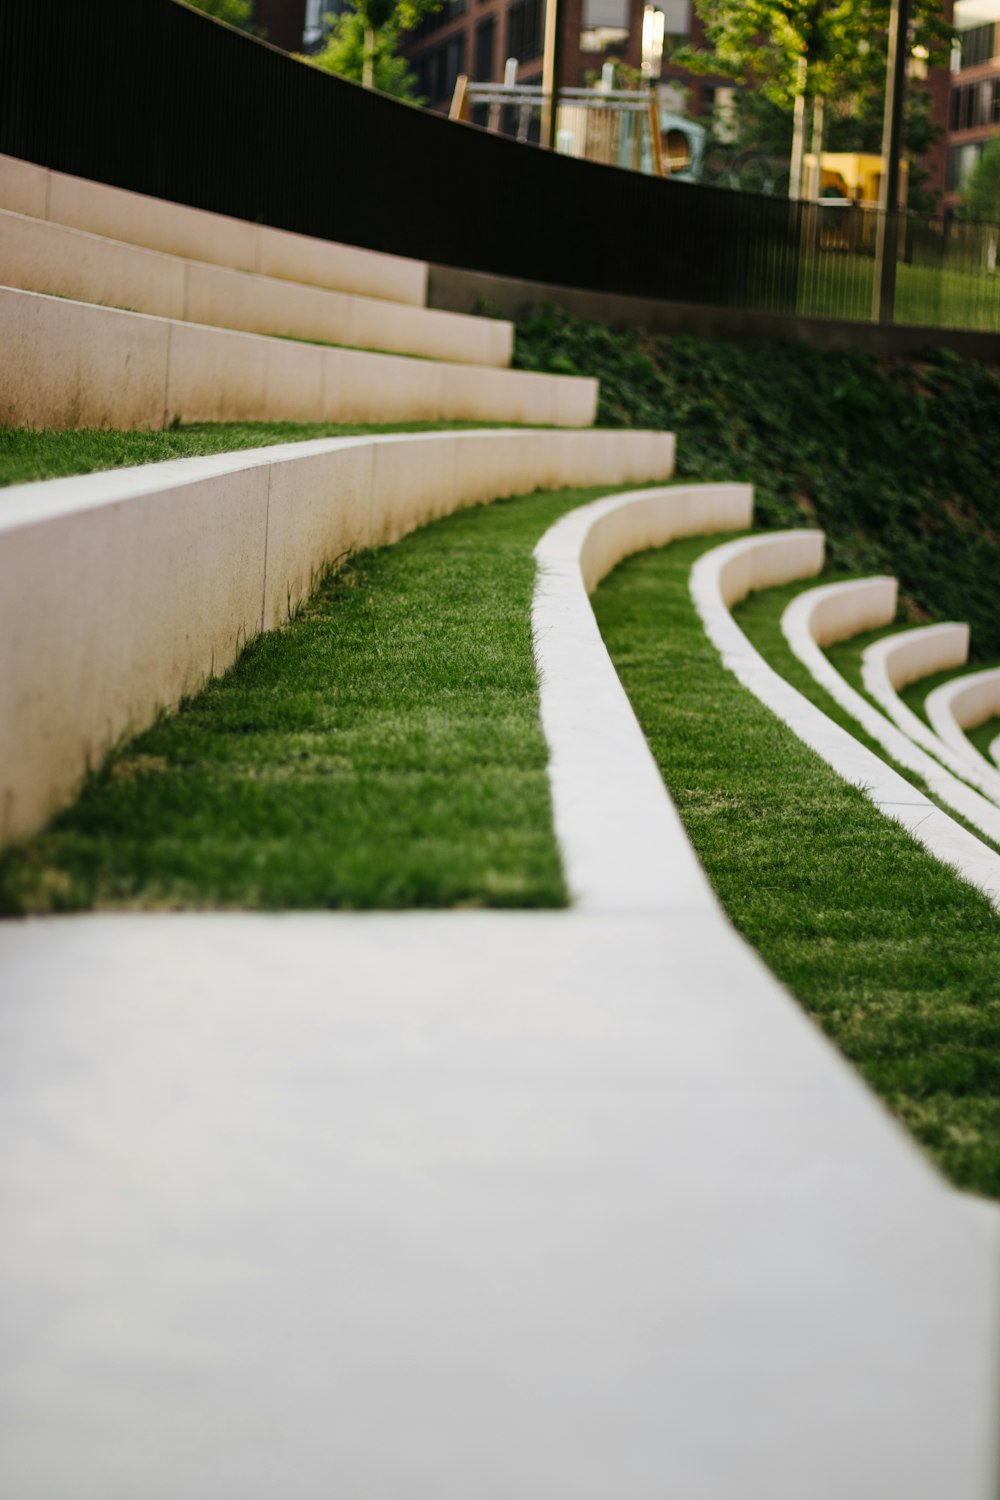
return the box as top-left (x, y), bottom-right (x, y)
top-left (1, 0), bottom-right (998, 332)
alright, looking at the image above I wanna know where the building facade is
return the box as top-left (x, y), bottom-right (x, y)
top-left (947, 1), bottom-right (1000, 208)
top-left (400, 0), bottom-right (722, 122)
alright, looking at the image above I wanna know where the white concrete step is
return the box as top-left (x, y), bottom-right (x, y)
top-left (0, 429), bottom-right (674, 845)
top-left (0, 151), bottom-right (428, 307)
top-left (0, 208), bottom-right (513, 368)
top-left (1, 487), bottom-right (997, 1495)
top-left (0, 286), bottom-right (594, 431)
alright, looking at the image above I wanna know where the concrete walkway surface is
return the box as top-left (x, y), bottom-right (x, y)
top-left (1, 487), bottom-right (999, 1497)
top-left (1, 909), bottom-right (997, 1500)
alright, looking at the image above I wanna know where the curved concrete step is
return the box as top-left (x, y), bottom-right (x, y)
top-left (926, 669), bottom-right (1000, 786)
top-left (0, 426), bottom-right (674, 845)
top-left (533, 482), bottom-right (752, 910)
top-left (861, 624), bottom-right (1000, 804)
top-left (0, 494), bottom-right (997, 1499)
top-left (781, 578), bottom-right (1000, 846)
top-left (690, 533), bottom-right (1000, 910)
top-left (0, 286), bottom-right (594, 430)
top-left (0, 208), bottom-right (513, 369)
top-left (0, 151), bottom-right (428, 306)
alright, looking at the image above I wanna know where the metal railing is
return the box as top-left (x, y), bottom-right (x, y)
top-left (0, 0), bottom-right (997, 333)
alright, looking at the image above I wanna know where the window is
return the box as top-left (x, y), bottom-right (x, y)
top-left (474, 17), bottom-right (495, 79)
top-left (407, 0), bottom-right (466, 43)
top-left (506, 0), bottom-right (542, 63)
top-left (413, 32), bottom-right (467, 104)
top-left (580, 0), bottom-right (629, 51)
top-left (948, 141), bottom-right (983, 192)
top-left (960, 23), bottom-right (997, 70)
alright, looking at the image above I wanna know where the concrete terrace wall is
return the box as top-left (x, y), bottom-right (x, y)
top-left (0, 428), bottom-right (675, 847)
top-left (0, 208), bottom-right (514, 369)
top-left (691, 534), bottom-right (1000, 908)
top-left (0, 153), bottom-right (429, 306)
top-left (0, 288), bottom-right (595, 430)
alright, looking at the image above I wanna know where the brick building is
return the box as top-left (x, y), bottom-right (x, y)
top-left (399, 0), bottom-right (722, 123)
top-left (947, 0), bottom-right (1000, 207)
top-left (252, 0), bottom-right (331, 52)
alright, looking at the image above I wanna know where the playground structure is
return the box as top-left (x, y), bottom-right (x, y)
top-left (450, 64), bottom-right (706, 179)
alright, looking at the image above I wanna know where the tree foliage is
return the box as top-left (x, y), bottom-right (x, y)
top-left (679, 1), bottom-right (951, 110)
top-left (963, 139), bottom-right (1000, 224)
top-left (183, 0), bottom-right (255, 32)
top-left (305, 0), bottom-right (440, 98)
top-left (677, 2), bottom-right (951, 209)
top-left (306, 6), bottom-right (423, 100)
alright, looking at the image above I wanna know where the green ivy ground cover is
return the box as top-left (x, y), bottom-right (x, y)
top-left (514, 314), bottom-right (1000, 654)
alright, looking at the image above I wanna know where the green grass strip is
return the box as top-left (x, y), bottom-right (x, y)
top-left (968, 715), bottom-right (1000, 763)
top-left (734, 578), bottom-right (1000, 856)
top-left (0, 420), bottom-right (521, 489)
top-left (594, 534), bottom-right (1000, 1200)
top-left (0, 483), bottom-right (641, 915)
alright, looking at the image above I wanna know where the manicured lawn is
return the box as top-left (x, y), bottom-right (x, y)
top-left (0, 484), bottom-right (630, 914)
top-left (594, 533), bottom-right (1000, 1199)
top-left (0, 419), bottom-right (514, 489)
top-left (795, 253), bottom-right (1000, 331)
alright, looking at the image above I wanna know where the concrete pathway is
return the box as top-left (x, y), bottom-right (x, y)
top-left (1, 490), bottom-right (998, 1498)
top-left (2, 910), bottom-right (997, 1500)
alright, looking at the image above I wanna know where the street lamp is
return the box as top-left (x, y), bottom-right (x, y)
top-left (872, 0), bottom-right (910, 323)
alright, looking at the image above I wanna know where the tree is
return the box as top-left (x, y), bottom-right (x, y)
top-left (306, 1), bottom-right (425, 99)
top-left (676, 1), bottom-right (952, 199)
top-left (963, 138), bottom-right (1000, 224)
top-left (183, 0), bottom-right (256, 32)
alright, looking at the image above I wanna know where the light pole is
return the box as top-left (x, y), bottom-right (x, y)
top-left (540, 0), bottom-right (563, 149)
top-left (872, 0), bottom-right (910, 323)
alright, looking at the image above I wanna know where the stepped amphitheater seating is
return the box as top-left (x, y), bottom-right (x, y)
top-left (691, 530), bottom-right (1000, 905)
top-left (3, 159), bottom-right (1000, 1499)
top-left (927, 668), bottom-right (1000, 783)
top-left (0, 152), bottom-right (595, 428)
top-left (862, 624), bottom-right (1000, 802)
top-left (780, 575), bottom-right (1000, 842)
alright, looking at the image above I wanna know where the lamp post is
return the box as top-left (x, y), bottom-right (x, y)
top-left (540, 0), bottom-right (563, 148)
top-left (872, 0), bottom-right (910, 323)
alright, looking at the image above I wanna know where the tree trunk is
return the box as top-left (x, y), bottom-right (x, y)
top-left (363, 25), bottom-right (375, 89)
top-left (788, 55), bottom-right (808, 201)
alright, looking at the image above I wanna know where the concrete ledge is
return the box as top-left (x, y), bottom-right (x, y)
top-left (0, 287), bottom-right (595, 429)
top-left (0, 427), bottom-right (674, 845)
top-left (860, 625), bottom-right (1000, 805)
top-left (0, 209), bottom-right (513, 368)
top-left (792, 575), bottom-right (898, 647)
top-left (428, 262), bottom-right (1000, 363)
top-left (927, 670), bottom-right (1000, 786)
top-left (691, 536), bottom-right (1000, 909)
top-left (783, 580), bottom-right (1000, 841)
top-left (0, 152), bottom-right (428, 306)
top-left (533, 481), bottom-right (747, 910)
